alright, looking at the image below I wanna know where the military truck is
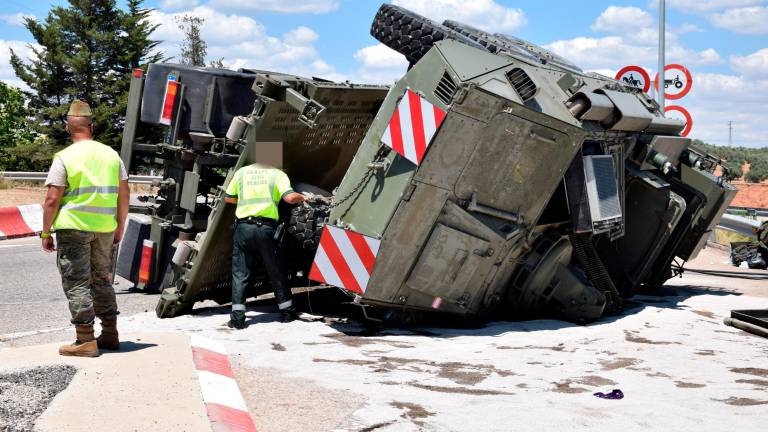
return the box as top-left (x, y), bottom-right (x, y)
top-left (117, 4), bottom-right (736, 323)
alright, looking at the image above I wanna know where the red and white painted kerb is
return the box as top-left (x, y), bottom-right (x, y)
top-left (0, 204), bottom-right (43, 240)
top-left (309, 225), bottom-right (381, 294)
top-left (189, 334), bottom-right (257, 432)
top-left (381, 88), bottom-right (446, 166)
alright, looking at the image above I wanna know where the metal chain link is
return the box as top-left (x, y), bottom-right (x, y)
top-left (329, 169), bottom-right (373, 209)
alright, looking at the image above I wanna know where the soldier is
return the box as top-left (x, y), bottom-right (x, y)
top-left (41, 100), bottom-right (130, 357)
top-left (224, 163), bottom-right (306, 328)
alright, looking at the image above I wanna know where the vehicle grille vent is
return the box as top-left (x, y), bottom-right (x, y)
top-left (506, 68), bottom-right (537, 102)
top-left (434, 72), bottom-right (457, 105)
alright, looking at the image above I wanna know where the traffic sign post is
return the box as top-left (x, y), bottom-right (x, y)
top-left (653, 64), bottom-right (693, 100)
top-left (615, 65), bottom-right (651, 93)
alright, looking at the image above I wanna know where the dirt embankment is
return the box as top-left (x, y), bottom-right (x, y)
top-left (730, 181), bottom-right (768, 209)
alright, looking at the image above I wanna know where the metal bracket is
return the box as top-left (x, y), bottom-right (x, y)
top-left (285, 88), bottom-right (326, 128)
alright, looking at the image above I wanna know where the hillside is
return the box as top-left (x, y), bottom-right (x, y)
top-left (691, 140), bottom-right (768, 183)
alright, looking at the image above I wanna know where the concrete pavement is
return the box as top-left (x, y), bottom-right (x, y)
top-left (0, 332), bottom-right (210, 432)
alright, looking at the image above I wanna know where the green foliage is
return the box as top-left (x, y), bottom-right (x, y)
top-left (3, 136), bottom-right (56, 171)
top-left (177, 15), bottom-right (207, 67)
top-left (691, 139), bottom-right (768, 183)
top-left (9, 0), bottom-right (164, 151)
top-left (0, 81), bottom-right (34, 149)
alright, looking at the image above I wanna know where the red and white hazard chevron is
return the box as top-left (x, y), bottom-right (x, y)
top-left (309, 225), bottom-right (381, 294)
top-left (381, 88), bottom-right (446, 165)
top-left (0, 204), bottom-right (43, 240)
top-left (189, 334), bottom-right (257, 432)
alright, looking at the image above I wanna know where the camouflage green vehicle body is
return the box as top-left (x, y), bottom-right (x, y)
top-left (118, 4), bottom-right (736, 323)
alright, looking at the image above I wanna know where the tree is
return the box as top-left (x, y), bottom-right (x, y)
top-left (745, 158), bottom-right (768, 183)
top-left (177, 15), bottom-right (207, 67)
top-left (176, 15), bottom-right (225, 68)
top-left (0, 81), bottom-right (34, 151)
top-left (9, 0), bottom-right (163, 150)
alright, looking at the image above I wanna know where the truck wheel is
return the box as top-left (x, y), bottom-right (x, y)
top-left (286, 183), bottom-right (331, 250)
top-left (370, 4), bottom-right (484, 65)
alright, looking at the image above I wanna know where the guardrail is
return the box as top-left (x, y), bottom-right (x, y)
top-left (0, 171), bottom-right (161, 185)
top-left (717, 213), bottom-right (761, 239)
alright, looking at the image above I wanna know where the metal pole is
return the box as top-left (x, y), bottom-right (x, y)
top-left (728, 121), bottom-right (733, 147)
top-left (658, 0), bottom-right (666, 109)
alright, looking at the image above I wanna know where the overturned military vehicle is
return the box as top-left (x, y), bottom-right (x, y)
top-left (117, 4), bottom-right (736, 323)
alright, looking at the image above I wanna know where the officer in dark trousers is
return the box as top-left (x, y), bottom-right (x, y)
top-left (224, 163), bottom-right (306, 328)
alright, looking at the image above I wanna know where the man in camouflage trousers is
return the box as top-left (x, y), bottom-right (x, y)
top-left (41, 100), bottom-right (130, 357)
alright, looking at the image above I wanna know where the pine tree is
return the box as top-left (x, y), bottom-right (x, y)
top-left (9, 0), bottom-right (164, 150)
top-left (177, 15), bottom-right (207, 67)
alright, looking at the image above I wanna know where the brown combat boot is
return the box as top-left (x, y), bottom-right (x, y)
top-left (59, 324), bottom-right (100, 357)
top-left (97, 318), bottom-right (120, 350)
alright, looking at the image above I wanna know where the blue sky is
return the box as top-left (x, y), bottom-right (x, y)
top-left (1, 0), bottom-right (767, 147)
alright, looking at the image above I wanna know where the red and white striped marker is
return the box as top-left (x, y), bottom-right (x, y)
top-left (0, 204), bottom-right (43, 240)
top-left (381, 88), bottom-right (446, 165)
top-left (189, 334), bottom-right (257, 432)
top-left (308, 225), bottom-right (381, 294)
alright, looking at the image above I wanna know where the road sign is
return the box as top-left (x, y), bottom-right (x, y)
top-left (615, 65), bottom-right (650, 93)
top-left (665, 105), bottom-right (692, 137)
top-left (654, 64), bottom-right (693, 100)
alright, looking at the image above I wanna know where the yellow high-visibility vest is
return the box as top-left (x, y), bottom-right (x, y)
top-left (53, 140), bottom-right (121, 233)
top-left (226, 164), bottom-right (292, 220)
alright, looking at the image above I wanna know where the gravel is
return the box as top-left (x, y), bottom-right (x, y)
top-left (0, 365), bottom-right (78, 432)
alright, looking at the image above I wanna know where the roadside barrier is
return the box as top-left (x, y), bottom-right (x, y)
top-left (0, 205), bottom-right (43, 240)
top-left (189, 334), bottom-right (257, 432)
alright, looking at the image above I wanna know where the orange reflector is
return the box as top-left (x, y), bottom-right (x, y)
top-left (133, 68), bottom-right (143, 78)
top-left (138, 239), bottom-right (155, 287)
top-left (159, 79), bottom-right (179, 126)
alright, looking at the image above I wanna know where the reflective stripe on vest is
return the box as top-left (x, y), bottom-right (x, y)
top-left (53, 140), bottom-right (121, 233)
top-left (235, 166), bottom-right (281, 220)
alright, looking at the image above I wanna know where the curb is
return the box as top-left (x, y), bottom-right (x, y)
top-left (189, 334), bottom-right (257, 432)
top-left (0, 204), bottom-right (42, 240)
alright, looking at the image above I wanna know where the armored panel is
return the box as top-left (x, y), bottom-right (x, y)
top-left (676, 165), bottom-right (738, 260)
top-left (141, 63), bottom-right (257, 136)
top-left (454, 98), bottom-right (583, 226)
top-left (247, 84), bottom-right (388, 194)
top-left (406, 224), bottom-right (491, 301)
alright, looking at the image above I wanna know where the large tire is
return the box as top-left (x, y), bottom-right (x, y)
top-left (286, 183), bottom-right (331, 250)
top-left (370, 4), bottom-right (484, 65)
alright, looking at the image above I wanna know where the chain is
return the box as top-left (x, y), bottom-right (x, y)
top-left (329, 169), bottom-right (373, 209)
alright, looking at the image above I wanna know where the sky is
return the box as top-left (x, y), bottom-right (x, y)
top-left (0, 0), bottom-right (767, 148)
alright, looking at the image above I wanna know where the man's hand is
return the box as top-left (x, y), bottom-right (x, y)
top-left (114, 226), bottom-right (124, 244)
top-left (283, 192), bottom-right (307, 205)
top-left (42, 237), bottom-right (55, 252)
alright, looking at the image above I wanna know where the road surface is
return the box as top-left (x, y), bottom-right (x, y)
top-left (0, 236), bottom-right (160, 346)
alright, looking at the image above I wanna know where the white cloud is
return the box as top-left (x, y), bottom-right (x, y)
top-left (391, 0), bottom-right (526, 32)
top-left (160, 0), bottom-right (199, 10)
top-left (709, 6), bottom-right (768, 34)
top-left (0, 40), bottom-right (39, 90)
top-left (351, 44), bottom-right (408, 84)
top-left (682, 72), bottom-right (768, 146)
top-left (148, 6), bottom-right (337, 78)
top-left (731, 48), bottom-right (768, 78)
top-left (591, 6), bottom-right (654, 33)
top-left (0, 13), bottom-right (35, 26)
top-left (284, 26), bottom-right (319, 45)
top-left (207, 0), bottom-right (339, 14)
top-left (651, 0), bottom-right (765, 14)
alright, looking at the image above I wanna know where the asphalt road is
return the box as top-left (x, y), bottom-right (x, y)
top-left (0, 236), bottom-right (160, 346)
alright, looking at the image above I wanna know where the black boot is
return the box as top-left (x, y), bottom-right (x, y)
top-left (226, 319), bottom-right (246, 329)
top-left (280, 307), bottom-right (300, 323)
